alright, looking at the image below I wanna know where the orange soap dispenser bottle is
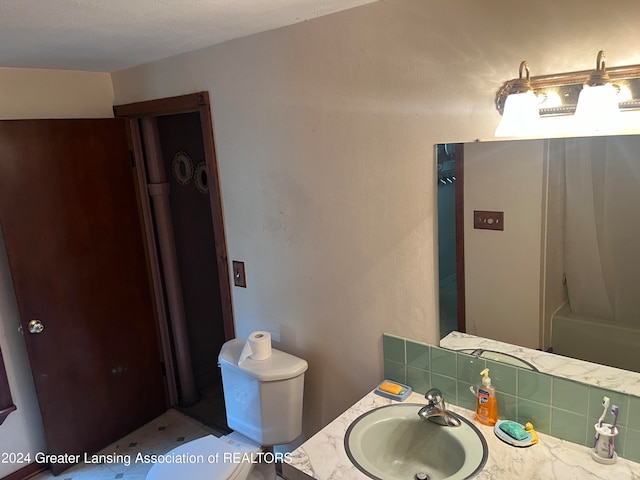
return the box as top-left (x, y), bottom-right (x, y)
top-left (475, 368), bottom-right (498, 426)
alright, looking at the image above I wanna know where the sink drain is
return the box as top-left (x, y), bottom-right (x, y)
top-left (415, 473), bottom-right (430, 480)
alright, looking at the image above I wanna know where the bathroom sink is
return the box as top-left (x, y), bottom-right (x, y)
top-left (344, 403), bottom-right (487, 480)
top-left (457, 348), bottom-right (538, 371)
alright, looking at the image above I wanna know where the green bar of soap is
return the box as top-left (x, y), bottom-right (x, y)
top-left (499, 421), bottom-right (528, 441)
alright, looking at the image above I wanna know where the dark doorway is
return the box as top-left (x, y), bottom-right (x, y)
top-left (152, 112), bottom-right (228, 430)
top-left (114, 93), bottom-right (234, 434)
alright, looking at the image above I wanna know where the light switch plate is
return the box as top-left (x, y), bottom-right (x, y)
top-left (473, 210), bottom-right (504, 231)
top-left (233, 261), bottom-right (246, 287)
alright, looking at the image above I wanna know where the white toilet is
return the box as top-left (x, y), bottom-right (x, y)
top-left (146, 338), bottom-right (308, 480)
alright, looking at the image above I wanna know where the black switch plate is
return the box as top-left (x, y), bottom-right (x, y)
top-left (233, 261), bottom-right (247, 288)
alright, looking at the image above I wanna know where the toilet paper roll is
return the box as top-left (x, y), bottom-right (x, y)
top-left (238, 331), bottom-right (272, 365)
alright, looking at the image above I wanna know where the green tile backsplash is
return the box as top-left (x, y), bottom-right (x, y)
top-left (406, 366), bottom-right (430, 394)
top-left (382, 333), bottom-right (640, 463)
top-left (551, 408), bottom-right (588, 445)
top-left (456, 352), bottom-right (486, 384)
top-left (406, 340), bottom-right (430, 370)
top-left (486, 359), bottom-right (517, 396)
top-left (430, 347), bottom-right (457, 377)
top-left (625, 429), bottom-right (640, 463)
top-left (382, 334), bottom-right (405, 364)
top-left (552, 377), bottom-right (589, 416)
top-left (430, 373), bottom-right (457, 403)
top-left (383, 359), bottom-right (405, 385)
top-left (518, 369), bottom-right (552, 404)
top-left (495, 391), bottom-right (517, 421)
top-left (517, 398), bottom-right (551, 434)
top-left (629, 396), bottom-right (640, 431)
top-left (457, 381), bottom-right (477, 411)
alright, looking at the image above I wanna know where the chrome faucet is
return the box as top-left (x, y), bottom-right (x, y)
top-left (418, 388), bottom-right (461, 427)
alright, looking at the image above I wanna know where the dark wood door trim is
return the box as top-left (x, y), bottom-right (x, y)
top-left (197, 101), bottom-right (235, 341)
top-left (114, 93), bottom-right (235, 342)
top-left (113, 92), bottom-right (208, 118)
top-left (455, 143), bottom-right (466, 332)
top-left (127, 120), bottom-right (180, 405)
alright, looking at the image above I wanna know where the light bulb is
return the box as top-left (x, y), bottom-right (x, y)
top-left (495, 91), bottom-right (541, 137)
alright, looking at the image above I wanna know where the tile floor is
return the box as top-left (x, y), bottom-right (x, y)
top-left (30, 409), bottom-right (284, 480)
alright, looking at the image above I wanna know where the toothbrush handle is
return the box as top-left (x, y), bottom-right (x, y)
top-left (609, 436), bottom-right (615, 458)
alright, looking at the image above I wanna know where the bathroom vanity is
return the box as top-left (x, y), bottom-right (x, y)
top-left (440, 331), bottom-right (640, 397)
top-left (281, 390), bottom-right (640, 479)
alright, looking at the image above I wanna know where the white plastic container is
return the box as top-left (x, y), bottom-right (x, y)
top-left (592, 423), bottom-right (619, 464)
top-left (218, 338), bottom-right (308, 446)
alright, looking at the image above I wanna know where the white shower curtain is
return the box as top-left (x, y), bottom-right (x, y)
top-left (564, 136), bottom-right (640, 324)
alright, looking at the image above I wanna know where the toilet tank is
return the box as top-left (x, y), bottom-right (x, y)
top-left (218, 338), bottom-right (308, 446)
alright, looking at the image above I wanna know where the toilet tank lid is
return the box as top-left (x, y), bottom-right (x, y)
top-left (219, 338), bottom-right (308, 381)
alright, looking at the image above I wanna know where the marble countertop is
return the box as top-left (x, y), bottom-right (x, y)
top-left (283, 390), bottom-right (640, 480)
top-left (441, 331), bottom-right (640, 397)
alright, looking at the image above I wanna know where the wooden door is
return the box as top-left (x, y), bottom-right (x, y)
top-left (0, 119), bottom-right (167, 474)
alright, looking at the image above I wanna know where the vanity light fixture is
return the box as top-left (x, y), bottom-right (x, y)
top-left (495, 51), bottom-right (640, 135)
top-left (495, 61), bottom-right (541, 137)
top-left (573, 51), bottom-right (620, 132)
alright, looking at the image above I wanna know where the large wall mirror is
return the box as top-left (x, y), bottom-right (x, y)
top-left (437, 134), bottom-right (640, 375)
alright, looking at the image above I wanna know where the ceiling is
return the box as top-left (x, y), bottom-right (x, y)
top-left (0, 0), bottom-right (379, 72)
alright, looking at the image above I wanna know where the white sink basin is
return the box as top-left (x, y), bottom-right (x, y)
top-left (344, 403), bottom-right (487, 480)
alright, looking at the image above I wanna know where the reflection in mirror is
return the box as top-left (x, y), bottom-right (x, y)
top-left (456, 348), bottom-right (538, 371)
top-left (437, 135), bottom-right (640, 376)
top-left (440, 331), bottom-right (640, 398)
top-left (437, 143), bottom-right (461, 339)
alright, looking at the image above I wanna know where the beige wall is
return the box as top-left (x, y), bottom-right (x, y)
top-left (0, 67), bottom-right (114, 477)
top-left (542, 140), bottom-right (568, 350)
top-left (113, 1), bottom-right (447, 440)
top-left (0, 68), bottom-right (114, 119)
top-left (111, 0), bottom-right (640, 441)
top-left (463, 140), bottom-right (545, 349)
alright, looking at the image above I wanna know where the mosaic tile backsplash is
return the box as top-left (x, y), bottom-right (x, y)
top-left (383, 333), bottom-right (640, 463)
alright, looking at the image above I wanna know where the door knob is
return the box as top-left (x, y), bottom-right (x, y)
top-left (28, 319), bottom-right (44, 334)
